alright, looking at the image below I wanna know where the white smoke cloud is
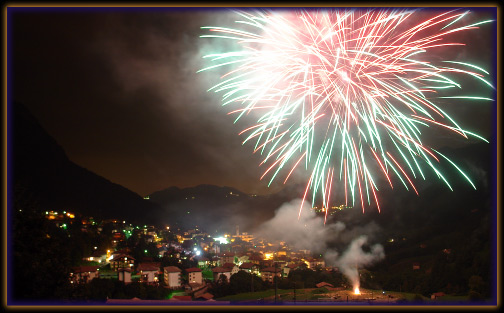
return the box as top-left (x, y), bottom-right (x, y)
top-left (255, 199), bottom-right (343, 252)
top-left (257, 199), bottom-right (385, 290)
top-left (333, 235), bottom-right (385, 289)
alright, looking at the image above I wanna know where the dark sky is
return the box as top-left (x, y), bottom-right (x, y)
top-left (9, 6), bottom-right (497, 197)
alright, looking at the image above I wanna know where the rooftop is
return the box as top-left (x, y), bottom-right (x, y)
top-left (164, 266), bottom-right (182, 273)
top-left (185, 267), bottom-right (202, 273)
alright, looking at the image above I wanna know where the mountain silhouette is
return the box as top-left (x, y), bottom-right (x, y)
top-left (10, 100), bottom-right (494, 238)
top-left (11, 101), bottom-right (163, 225)
top-left (147, 183), bottom-right (306, 234)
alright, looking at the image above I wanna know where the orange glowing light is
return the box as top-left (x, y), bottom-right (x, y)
top-left (354, 287), bottom-right (361, 295)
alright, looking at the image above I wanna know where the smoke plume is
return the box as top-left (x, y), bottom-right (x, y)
top-left (255, 199), bottom-right (344, 252)
top-left (256, 199), bottom-right (385, 290)
top-left (332, 235), bottom-right (385, 289)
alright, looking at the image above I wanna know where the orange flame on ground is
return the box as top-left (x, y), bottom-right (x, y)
top-left (354, 287), bottom-right (361, 295)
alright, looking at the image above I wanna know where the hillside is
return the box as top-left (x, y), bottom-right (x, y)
top-left (11, 101), bottom-right (164, 225)
top-left (148, 183), bottom-right (306, 234)
top-left (10, 100), bottom-right (494, 297)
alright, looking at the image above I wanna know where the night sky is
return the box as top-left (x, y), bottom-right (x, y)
top-left (9, 6), bottom-right (497, 197)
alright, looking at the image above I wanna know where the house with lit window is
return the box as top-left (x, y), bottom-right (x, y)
top-left (306, 258), bottom-right (325, 269)
top-left (70, 266), bottom-right (100, 284)
top-left (239, 262), bottom-right (260, 275)
top-left (164, 266), bottom-right (182, 288)
top-left (137, 262), bottom-right (161, 284)
top-left (219, 252), bottom-right (235, 265)
top-left (110, 254), bottom-right (135, 271)
top-left (110, 248), bottom-right (131, 259)
top-left (185, 267), bottom-right (203, 285)
top-left (260, 266), bottom-right (282, 283)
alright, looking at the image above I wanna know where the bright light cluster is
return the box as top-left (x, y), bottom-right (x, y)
top-left (199, 8), bottom-right (493, 222)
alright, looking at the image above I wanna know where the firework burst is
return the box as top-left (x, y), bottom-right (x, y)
top-left (199, 8), bottom-right (493, 222)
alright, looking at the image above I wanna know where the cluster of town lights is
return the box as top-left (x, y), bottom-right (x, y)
top-left (45, 210), bottom-right (75, 219)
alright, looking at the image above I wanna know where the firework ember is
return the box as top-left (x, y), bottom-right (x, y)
top-left (199, 9), bottom-right (493, 220)
top-left (354, 287), bottom-right (361, 295)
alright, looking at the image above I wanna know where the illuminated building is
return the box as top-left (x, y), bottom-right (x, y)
top-left (260, 266), bottom-right (282, 283)
top-left (137, 262), bottom-right (161, 284)
top-left (69, 266), bottom-right (100, 284)
top-left (164, 266), bottom-right (182, 288)
top-left (186, 267), bottom-right (203, 284)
